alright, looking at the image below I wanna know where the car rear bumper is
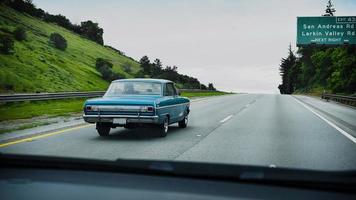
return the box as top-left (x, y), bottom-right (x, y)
top-left (83, 114), bottom-right (160, 124)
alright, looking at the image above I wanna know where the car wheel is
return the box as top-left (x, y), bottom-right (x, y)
top-left (158, 117), bottom-right (169, 137)
top-left (96, 123), bottom-right (110, 136)
top-left (178, 115), bottom-right (188, 128)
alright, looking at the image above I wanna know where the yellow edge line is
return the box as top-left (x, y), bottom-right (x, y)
top-left (0, 124), bottom-right (93, 148)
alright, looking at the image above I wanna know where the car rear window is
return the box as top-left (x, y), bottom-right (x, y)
top-left (104, 81), bottom-right (162, 96)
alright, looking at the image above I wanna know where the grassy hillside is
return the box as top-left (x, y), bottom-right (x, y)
top-left (0, 5), bottom-right (140, 93)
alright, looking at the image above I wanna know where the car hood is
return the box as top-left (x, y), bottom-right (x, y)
top-left (85, 95), bottom-right (161, 106)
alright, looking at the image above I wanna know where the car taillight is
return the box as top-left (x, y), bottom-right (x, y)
top-left (140, 106), bottom-right (154, 112)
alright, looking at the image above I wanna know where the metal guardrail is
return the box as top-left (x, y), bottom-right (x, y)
top-left (0, 89), bottom-right (215, 103)
top-left (0, 91), bottom-right (106, 103)
top-left (321, 93), bottom-right (356, 107)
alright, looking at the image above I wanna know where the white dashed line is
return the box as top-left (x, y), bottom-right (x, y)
top-left (220, 115), bottom-right (234, 123)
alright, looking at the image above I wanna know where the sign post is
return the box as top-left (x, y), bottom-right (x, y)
top-left (297, 16), bottom-right (356, 46)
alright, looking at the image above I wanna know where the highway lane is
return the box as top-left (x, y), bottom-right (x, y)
top-left (1, 94), bottom-right (356, 171)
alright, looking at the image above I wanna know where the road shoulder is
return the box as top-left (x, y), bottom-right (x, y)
top-left (293, 95), bottom-right (356, 138)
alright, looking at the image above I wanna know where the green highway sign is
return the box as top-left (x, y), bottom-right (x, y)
top-left (297, 16), bottom-right (356, 46)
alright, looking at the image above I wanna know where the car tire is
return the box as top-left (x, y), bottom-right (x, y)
top-left (158, 117), bottom-right (169, 137)
top-left (178, 115), bottom-right (188, 128)
top-left (124, 124), bottom-right (135, 129)
top-left (96, 123), bottom-right (110, 137)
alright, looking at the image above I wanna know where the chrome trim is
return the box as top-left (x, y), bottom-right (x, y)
top-left (156, 102), bottom-right (189, 109)
top-left (86, 105), bottom-right (155, 113)
top-left (83, 114), bottom-right (159, 124)
top-left (83, 114), bottom-right (158, 119)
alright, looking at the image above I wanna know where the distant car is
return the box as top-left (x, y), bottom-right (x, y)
top-left (83, 79), bottom-right (190, 137)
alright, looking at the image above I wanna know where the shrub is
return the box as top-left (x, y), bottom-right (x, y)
top-left (0, 33), bottom-right (14, 54)
top-left (99, 65), bottom-right (113, 80)
top-left (123, 62), bottom-right (132, 73)
top-left (4, 84), bottom-right (14, 90)
top-left (110, 72), bottom-right (125, 80)
top-left (96, 58), bottom-right (113, 70)
top-left (95, 58), bottom-right (125, 81)
top-left (49, 33), bottom-right (67, 50)
top-left (13, 27), bottom-right (26, 41)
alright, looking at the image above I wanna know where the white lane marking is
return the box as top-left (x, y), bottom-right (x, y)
top-left (190, 93), bottom-right (243, 103)
top-left (220, 115), bottom-right (234, 123)
top-left (293, 96), bottom-right (356, 144)
top-left (191, 97), bottom-right (210, 102)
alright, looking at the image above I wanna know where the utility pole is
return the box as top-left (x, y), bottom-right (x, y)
top-left (323, 0), bottom-right (336, 16)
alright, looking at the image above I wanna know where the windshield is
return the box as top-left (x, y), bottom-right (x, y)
top-left (1, 0), bottom-right (356, 179)
top-left (105, 82), bottom-right (162, 96)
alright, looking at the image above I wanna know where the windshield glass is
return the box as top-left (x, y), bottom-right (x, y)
top-left (105, 82), bottom-right (162, 96)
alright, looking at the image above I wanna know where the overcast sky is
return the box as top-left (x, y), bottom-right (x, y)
top-left (33, 0), bottom-right (356, 93)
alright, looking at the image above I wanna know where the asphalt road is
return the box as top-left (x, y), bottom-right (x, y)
top-left (1, 94), bottom-right (356, 171)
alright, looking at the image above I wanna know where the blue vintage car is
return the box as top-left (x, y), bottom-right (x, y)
top-left (83, 79), bottom-right (190, 137)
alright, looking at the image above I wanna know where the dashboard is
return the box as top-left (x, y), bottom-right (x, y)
top-left (1, 168), bottom-right (354, 200)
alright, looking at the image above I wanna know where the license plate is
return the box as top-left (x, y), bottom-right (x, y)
top-left (113, 118), bottom-right (127, 125)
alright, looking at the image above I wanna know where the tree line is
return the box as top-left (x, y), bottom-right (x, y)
top-left (138, 56), bottom-right (215, 90)
top-left (95, 56), bottom-right (216, 90)
top-left (278, 45), bottom-right (356, 95)
top-left (2, 0), bottom-right (103, 45)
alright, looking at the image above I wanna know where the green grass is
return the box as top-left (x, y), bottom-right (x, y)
top-left (0, 98), bottom-right (85, 121)
top-left (0, 5), bottom-right (140, 93)
top-left (0, 91), bottom-right (231, 122)
top-left (181, 91), bottom-right (230, 98)
top-left (293, 86), bottom-right (326, 97)
top-left (0, 121), bottom-right (52, 134)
